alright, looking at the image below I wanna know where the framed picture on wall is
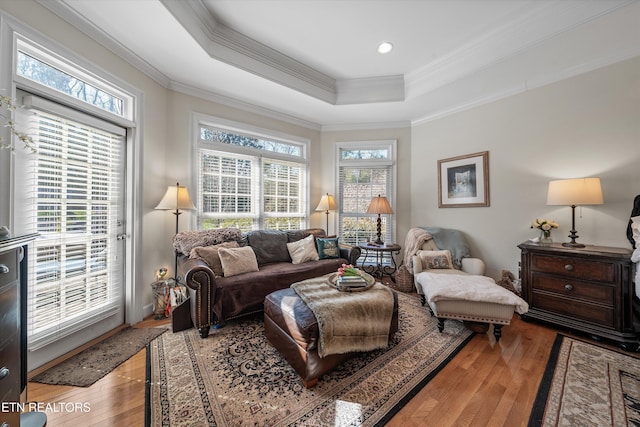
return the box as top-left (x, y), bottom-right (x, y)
top-left (438, 151), bottom-right (489, 208)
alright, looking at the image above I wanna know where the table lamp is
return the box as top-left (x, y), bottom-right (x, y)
top-left (367, 194), bottom-right (394, 244)
top-left (546, 177), bottom-right (603, 248)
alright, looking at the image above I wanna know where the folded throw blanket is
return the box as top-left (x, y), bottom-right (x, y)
top-left (418, 271), bottom-right (529, 314)
top-left (291, 276), bottom-right (394, 358)
top-left (403, 228), bottom-right (433, 271)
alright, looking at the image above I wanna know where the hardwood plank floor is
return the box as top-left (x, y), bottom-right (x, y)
top-left (25, 296), bottom-right (600, 426)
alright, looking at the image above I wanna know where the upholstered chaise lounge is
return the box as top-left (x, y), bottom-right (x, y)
top-left (406, 227), bottom-right (528, 341)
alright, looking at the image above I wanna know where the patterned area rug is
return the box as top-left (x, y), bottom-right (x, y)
top-left (146, 292), bottom-right (474, 426)
top-left (32, 327), bottom-right (167, 387)
top-left (529, 334), bottom-right (640, 426)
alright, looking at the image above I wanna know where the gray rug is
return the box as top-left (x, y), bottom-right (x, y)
top-left (147, 292), bottom-right (474, 426)
top-left (529, 334), bottom-right (640, 426)
top-left (32, 327), bottom-right (167, 387)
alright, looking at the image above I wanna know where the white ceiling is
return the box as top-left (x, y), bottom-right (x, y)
top-left (41, 0), bottom-right (640, 129)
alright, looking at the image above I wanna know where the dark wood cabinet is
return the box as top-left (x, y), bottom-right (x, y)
top-left (518, 241), bottom-right (637, 349)
top-left (0, 234), bottom-right (37, 426)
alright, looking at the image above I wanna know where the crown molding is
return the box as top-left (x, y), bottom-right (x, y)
top-left (321, 121), bottom-right (411, 132)
top-left (411, 47), bottom-right (640, 127)
top-left (405, 0), bottom-right (635, 99)
top-left (160, 0), bottom-right (405, 105)
top-left (169, 81), bottom-right (322, 131)
top-left (36, 0), bottom-right (171, 89)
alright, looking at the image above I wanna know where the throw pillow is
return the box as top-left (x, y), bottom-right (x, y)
top-left (189, 241), bottom-right (239, 277)
top-left (417, 249), bottom-right (453, 270)
top-left (316, 237), bottom-right (340, 259)
top-left (287, 234), bottom-right (319, 264)
top-left (218, 246), bottom-right (259, 277)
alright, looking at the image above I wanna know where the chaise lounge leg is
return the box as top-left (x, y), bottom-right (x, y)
top-left (493, 324), bottom-right (503, 342)
top-left (199, 326), bottom-right (210, 338)
top-left (420, 295), bottom-right (426, 306)
top-left (437, 318), bottom-right (445, 333)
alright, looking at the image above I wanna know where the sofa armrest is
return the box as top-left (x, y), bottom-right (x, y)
top-left (461, 257), bottom-right (485, 275)
top-left (412, 255), bottom-right (424, 275)
top-left (339, 244), bottom-right (361, 266)
top-left (178, 256), bottom-right (216, 337)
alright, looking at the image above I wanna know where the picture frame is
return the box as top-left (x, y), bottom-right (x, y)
top-left (438, 151), bottom-right (489, 208)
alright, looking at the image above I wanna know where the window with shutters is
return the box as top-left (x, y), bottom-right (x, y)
top-left (337, 140), bottom-right (397, 248)
top-left (197, 119), bottom-right (309, 231)
top-left (16, 99), bottom-right (125, 350)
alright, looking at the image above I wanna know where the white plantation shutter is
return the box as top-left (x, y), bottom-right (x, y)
top-left (196, 122), bottom-right (309, 231)
top-left (338, 166), bottom-right (392, 246)
top-left (16, 98), bottom-right (125, 350)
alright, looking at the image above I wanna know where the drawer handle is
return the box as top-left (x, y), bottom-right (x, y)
top-left (0, 366), bottom-right (9, 380)
top-left (0, 264), bottom-right (8, 274)
top-left (564, 264), bottom-right (574, 272)
top-left (564, 284), bottom-right (574, 291)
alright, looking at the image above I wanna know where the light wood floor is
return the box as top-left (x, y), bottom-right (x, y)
top-left (26, 296), bottom-right (602, 426)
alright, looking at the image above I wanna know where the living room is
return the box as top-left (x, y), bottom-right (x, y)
top-left (0, 0), bottom-right (639, 425)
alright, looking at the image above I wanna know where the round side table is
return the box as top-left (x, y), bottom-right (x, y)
top-left (357, 242), bottom-right (401, 280)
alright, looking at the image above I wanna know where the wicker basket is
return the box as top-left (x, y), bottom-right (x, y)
top-left (390, 264), bottom-right (415, 293)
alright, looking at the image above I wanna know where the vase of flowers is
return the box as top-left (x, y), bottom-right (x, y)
top-left (531, 218), bottom-right (558, 244)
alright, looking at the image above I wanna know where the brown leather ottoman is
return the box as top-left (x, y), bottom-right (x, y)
top-left (264, 287), bottom-right (399, 388)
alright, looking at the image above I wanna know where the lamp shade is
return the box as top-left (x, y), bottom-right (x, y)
top-left (546, 178), bottom-right (604, 206)
top-left (155, 182), bottom-right (196, 211)
top-left (315, 193), bottom-right (337, 212)
top-left (367, 195), bottom-right (394, 214)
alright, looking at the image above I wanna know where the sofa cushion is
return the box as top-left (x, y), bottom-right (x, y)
top-left (246, 230), bottom-right (290, 265)
top-left (212, 258), bottom-right (346, 322)
top-left (316, 237), bottom-right (340, 259)
top-left (287, 234), bottom-right (320, 264)
top-left (286, 228), bottom-right (325, 243)
top-left (189, 241), bottom-right (239, 277)
top-left (417, 249), bottom-right (453, 270)
top-left (218, 246), bottom-right (259, 277)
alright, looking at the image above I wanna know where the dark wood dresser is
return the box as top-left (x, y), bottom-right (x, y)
top-left (518, 241), bottom-right (637, 350)
top-left (0, 233), bottom-right (37, 426)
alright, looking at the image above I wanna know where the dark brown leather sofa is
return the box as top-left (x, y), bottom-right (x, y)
top-left (177, 228), bottom-right (361, 338)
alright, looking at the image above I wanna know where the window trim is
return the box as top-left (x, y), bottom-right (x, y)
top-left (192, 113), bottom-right (310, 231)
top-left (336, 140), bottom-right (398, 245)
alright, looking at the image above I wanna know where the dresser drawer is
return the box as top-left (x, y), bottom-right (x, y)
top-left (0, 285), bottom-right (18, 351)
top-left (0, 333), bottom-right (20, 403)
top-left (531, 273), bottom-right (614, 306)
top-left (530, 253), bottom-right (614, 282)
top-left (531, 292), bottom-right (615, 328)
top-left (0, 250), bottom-right (18, 288)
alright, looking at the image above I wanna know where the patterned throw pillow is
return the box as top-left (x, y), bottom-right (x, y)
top-left (417, 249), bottom-right (453, 270)
top-left (316, 237), bottom-right (340, 259)
top-left (189, 241), bottom-right (239, 277)
top-left (218, 246), bottom-right (259, 277)
top-left (286, 234), bottom-right (320, 264)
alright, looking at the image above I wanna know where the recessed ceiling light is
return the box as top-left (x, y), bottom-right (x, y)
top-left (377, 42), bottom-right (393, 54)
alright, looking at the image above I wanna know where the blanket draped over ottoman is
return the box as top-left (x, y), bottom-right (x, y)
top-left (291, 276), bottom-right (394, 357)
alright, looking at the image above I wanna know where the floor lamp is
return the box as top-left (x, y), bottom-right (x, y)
top-left (367, 194), bottom-right (394, 244)
top-left (546, 177), bottom-right (603, 248)
top-left (155, 182), bottom-right (196, 281)
top-left (315, 193), bottom-right (337, 235)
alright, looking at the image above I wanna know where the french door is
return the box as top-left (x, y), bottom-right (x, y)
top-left (15, 93), bottom-right (126, 369)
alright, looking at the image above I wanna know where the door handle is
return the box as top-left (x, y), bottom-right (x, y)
top-left (116, 234), bottom-right (128, 240)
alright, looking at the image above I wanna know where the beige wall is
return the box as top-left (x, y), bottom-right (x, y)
top-left (410, 57), bottom-right (640, 279)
